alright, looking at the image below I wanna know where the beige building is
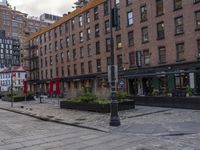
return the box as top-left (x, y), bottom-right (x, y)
top-left (27, 0), bottom-right (200, 98)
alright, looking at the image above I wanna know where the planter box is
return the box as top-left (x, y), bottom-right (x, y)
top-left (60, 100), bottom-right (135, 113)
top-left (2, 96), bottom-right (34, 102)
top-left (134, 96), bottom-right (200, 110)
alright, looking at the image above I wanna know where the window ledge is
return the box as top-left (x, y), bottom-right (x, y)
top-left (158, 62), bottom-right (166, 65)
top-left (176, 59), bottom-right (186, 62)
top-left (175, 32), bottom-right (184, 36)
top-left (195, 28), bottom-right (200, 31)
top-left (142, 40), bottom-right (149, 44)
top-left (156, 13), bottom-right (164, 17)
top-left (157, 37), bottom-right (165, 40)
top-left (173, 7), bottom-right (182, 11)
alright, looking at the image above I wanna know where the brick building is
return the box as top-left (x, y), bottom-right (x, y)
top-left (27, 0), bottom-right (200, 98)
top-left (0, 0), bottom-right (52, 68)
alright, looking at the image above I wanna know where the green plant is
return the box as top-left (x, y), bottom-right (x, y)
top-left (6, 93), bottom-right (17, 97)
top-left (94, 98), bottom-right (111, 105)
top-left (186, 86), bottom-right (194, 96)
top-left (116, 91), bottom-right (128, 102)
top-left (79, 92), bottom-right (97, 103)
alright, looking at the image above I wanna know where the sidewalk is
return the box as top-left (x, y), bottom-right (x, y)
top-left (1, 98), bottom-right (200, 135)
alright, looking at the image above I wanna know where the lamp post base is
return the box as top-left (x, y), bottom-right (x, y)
top-left (110, 101), bottom-right (120, 126)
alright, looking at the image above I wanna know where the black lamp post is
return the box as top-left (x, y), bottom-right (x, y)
top-left (109, 0), bottom-right (120, 126)
top-left (9, 65), bottom-right (14, 107)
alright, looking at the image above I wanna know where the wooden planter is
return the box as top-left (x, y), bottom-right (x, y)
top-left (2, 96), bottom-right (34, 102)
top-left (134, 96), bottom-right (200, 110)
top-left (60, 100), bottom-right (135, 113)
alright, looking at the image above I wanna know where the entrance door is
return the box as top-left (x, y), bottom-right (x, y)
top-left (129, 79), bottom-right (138, 95)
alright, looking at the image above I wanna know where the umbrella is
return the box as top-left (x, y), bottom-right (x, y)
top-left (49, 80), bottom-right (53, 95)
top-left (56, 78), bottom-right (60, 96)
top-left (23, 80), bottom-right (27, 96)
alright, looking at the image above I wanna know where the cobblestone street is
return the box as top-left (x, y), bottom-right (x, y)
top-left (1, 99), bottom-right (200, 149)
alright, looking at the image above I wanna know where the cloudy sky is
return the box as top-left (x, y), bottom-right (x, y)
top-left (8, 0), bottom-right (77, 17)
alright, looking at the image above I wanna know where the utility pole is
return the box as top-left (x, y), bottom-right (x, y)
top-left (109, 0), bottom-right (120, 126)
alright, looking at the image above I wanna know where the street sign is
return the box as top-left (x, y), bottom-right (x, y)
top-left (118, 79), bottom-right (125, 89)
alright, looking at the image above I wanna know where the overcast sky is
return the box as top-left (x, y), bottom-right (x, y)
top-left (8, 0), bottom-right (77, 17)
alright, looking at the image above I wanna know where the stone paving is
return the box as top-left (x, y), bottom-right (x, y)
top-left (1, 98), bottom-right (200, 149)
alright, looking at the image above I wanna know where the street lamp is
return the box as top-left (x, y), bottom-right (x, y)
top-left (109, 0), bottom-right (120, 126)
top-left (9, 65), bottom-right (14, 107)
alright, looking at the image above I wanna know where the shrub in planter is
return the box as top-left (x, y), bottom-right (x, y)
top-left (79, 92), bottom-right (97, 103)
top-left (116, 91), bottom-right (128, 102)
top-left (94, 98), bottom-right (111, 105)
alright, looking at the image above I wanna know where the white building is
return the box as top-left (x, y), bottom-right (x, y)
top-left (0, 66), bottom-right (26, 92)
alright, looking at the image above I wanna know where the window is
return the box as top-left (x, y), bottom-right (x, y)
top-left (50, 56), bottom-right (53, 65)
top-left (158, 47), bottom-right (166, 63)
top-left (61, 66), bottom-right (64, 77)
top-left (88, 61), bottom-right (92, 73)
top-left (156, 0), bottom-right (164, 16)
top-left (115, 0), bottom-right (120, 6)
top-left (80, 47), bottom-right (84, 58)
top-left (129, 52), bottom-right (135, 68)
top-left (143, 49), bottom-right (150, 65)
top-left (107, 57), bottom-right (111, 66)
top-left (198, 40), bottom-right (200, 57)
top-left (127, 0), bottom-right (132, 5)
top-left (72, 34), bottom-right (75, 45)
top-left (81, 63), bottom-right (84, 74)
top-left (49, 31), bottom-right (51, 40)
top-left (104, 1), bottom-right (109, 16)
top-left (127, 11), bottom-right (133, 26)
top-left (106, 38), bottom-right (111, 52)
top-left (87, 28), bottom-right (91, 40)
top-left (45, 58), bottom-right (47, 67)
top-left (73, 49), bottom-right (76, 60)
top-left (128, 31), bottom-right (134, 46)
top-left (175, 16), bottom-right (184, 34)
top-left (117, 55), bottom-right (123, 70)
top-left (61, 52), bottom-right (64, 63)
top-left (78, 15), bottom-right (83, 27)
top-left (174, 0), bottom-right (182, 10)
top-left (96, 41), bottom-right (100, 55)
top-left (71, 18), bottom-right (75, 30)
top-left (175, 74), bottom-right (188, 89)
top-left (55, 41), bottom-right (58, 50)
top-left (94, 7), bottom-right (99, 20)
top-left (195, 11), bottom-right (200, 29)
top-left (49, 43), bottom-right (52, 50)
top-left (105, 20), bottom-right (110, 33)
top-left (55, 54), bottom-right (58, 64)
top-left (65, 21), bottom-right (69, 33)
top-left (176, 43), bottom-right (184, 61)
top-left (88, 44), bottom-right (92, 56)
top-left (95, 24), bottom-right (100, 37)
top-left (56, 67), bottom-right (59, 77)
top-left (96, 59), bottom-right (101, 72)
top-left (116, 34), bottom-right (122, 49)
top-left (157, 22), bottom-right (165, 39)
top-left (60, 39), bottom-right (63, 49)
top-left (142, 27), bottom-right (149, 43)
top-left (59, 25), bottom-right (62, 36)
top-left (67, 51), bottom-right (70, 62)
top-left (79, 31), bottom-right (83, 43)
top-left (66, 37), bottom-right (69, 48)
top-left (74, 64), bottom-right (77, 75)
top-left (86, 11), bottom-right (90, 23)
top-left (194, 0), bottom-right (200, 4)
top-left (67, 65), bottom-right (71, 76)
top-left (54, 28), bottom-right (57, 38)
top-left (140, 5), bottom-right (147, 22)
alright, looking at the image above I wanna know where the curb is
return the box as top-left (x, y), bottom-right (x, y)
top-left (0, 107), bottom-right (109, 133)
